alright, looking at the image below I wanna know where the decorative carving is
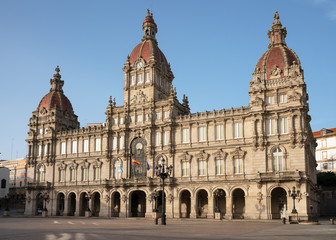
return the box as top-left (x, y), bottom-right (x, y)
top-left (270, 65), bottom-right (282, 77)
top-left (179, 151), bottom-right (192, 162)
top-left (40, 107), bottom-right (47, 115)
top-left (27, 196), bottom-right (31, 203)
top-left (121, 194), bottom-right (127, 203)
top-left (257, 192), bottom-right (263, 203)
top-left (249, 96), bottom-right (263, 107)
top-left (230, 147), bottom-right (246, 159)
top-left (195, 150), bottom-right (209, 161)
top-left (168, 193), bottom-right (174, 203)
top-left (131, 90), bottom-right (148, 105)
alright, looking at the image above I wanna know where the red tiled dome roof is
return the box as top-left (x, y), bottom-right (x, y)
top-left (38, 91), bottom-right (74, 116)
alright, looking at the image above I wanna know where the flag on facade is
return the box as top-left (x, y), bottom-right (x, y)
top-left (147, 162), bottom-right (150, 171)
top-left (120, 166), bottom-right (124, 173)
top-left (132, 157), bottom-right (140, 165)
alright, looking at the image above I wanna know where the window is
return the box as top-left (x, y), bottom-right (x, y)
top-left (233, 122), bottom-right (242, 139)
top-left (272, 148), bottom-right (283, 172)
top-left (1, 179), bottom-right (6, 188)
top-left (136, 74), bottom-right (142, 84)
top-left (198, 126), bottom-right (206, 142)
top-left (163, 131), bottom-right (169, 146)
top-left (164, 111), bottom-right (169, 119)
top-left (83, 139), bottom-right (89, 152)
top-left (95, 138), bottom-right (101, 152)
top-left (43, 144), bottom-right (48, 156)
top-left (38, 165), bottom-right (45, 182)
top-left (322, 151), bottom-right (327, 160)
top-left (113, 118), bottom-right (118, 125)
top-left (278, 94), bottom-right (287, 104)
top-left (38, 145), bottom-right (42, 156)
top-left (216, 124), bottom-right (224, 140)
top-left (94, 167), bottom-right (100, 180)
top-left (70, 168), bottom-right (76, 181)
top-left (39, 129), bottom-right (43, 135)
top-left (323, 163), bottom-right (328, 170)
top-left (198, 160), bottom-right (206, 176)
top-left (145, 114), bottom-right (149, 122)
top-left (113, 136), bottom-right (117, 150)
top-left (156, 112), bottom-right (161, 120)
top-left (82, 168), bottom-right (88, 181)
top-left (130, 75), bottom-right (135, 85)
top-left (59, 169), bottom-right (65, 182)
top-left (120, 136), bottom-right (124, 149)
top-left (120, 117), bottom-right (124, 125)
top-left (155, 132), bottom-right (161, 146)
top-left (266, 96), bottom-right (274, 105)
top-left (266, 119), bottom-right (276, 136)
top-left (321, 140), bottom-right (326, 148)
top-left (137, 115), bottom-right (143, 123)
top-left (216, 159), bottom-right (224, 175)
top-left (114, 160), bottom-right (121, 179)
top-left (44, 128), bottom-right (48, 134)
top-left (233, 158), bottom-right (243, 174)
top-left (61, 142), bottom-right (66, 155)
top-left (72, 141), bottom-right (77, 154)
top-left (181, 161), bottom-right (190, 177)
top-left (145, 72), bottom-right (150, 82)
top-left (279, 118), bottom-right (288, 134)
top-left (130, 116), bottom-right (135, 123)
top-left (182, 128), bottom-right (190, 144)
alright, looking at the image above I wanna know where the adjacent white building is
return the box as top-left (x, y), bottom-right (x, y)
top-left (314, 128), bottom-right (336, 171)
top-left (0, 167), bottom-right (10, 198)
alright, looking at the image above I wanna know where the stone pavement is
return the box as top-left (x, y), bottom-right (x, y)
top-left (0, 216), bottom-right (335, 240)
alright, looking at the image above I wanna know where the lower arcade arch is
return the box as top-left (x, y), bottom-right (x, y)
top-left (196, 189), bottom-right (208, 218)
top-left (213, 189), bottom-right (226, 216)
top-left (130, 190), bottom-right (146, 217)
top-left (91, 192), bottom-right (100, 217)
top-left (56, 193), bottom-right (65, 216)
top-left (79, 192), bottom-right (89, 216)
top-left (35, 193), bottom-right (44, 215)
top-left (111, 192), bottom-right (121, 217)
top-left (68, 192), bottom-right (76, 216)
top-left (271, 187), bottom-right (287, 219)
top-left (232, 188), bottom-right (245, 219)
top-left (180, 190), bottom-right (191, 218)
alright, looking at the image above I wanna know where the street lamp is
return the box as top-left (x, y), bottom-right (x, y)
top-left (155, 158), bottom-right (173, 225)
top-left (214, 189), bottom-right (224, 213)
top-left (41, 192), bottom-right (49, 211)
top-left (151, 190), bottom-right (159, 225)
top-left (288, 186), bottom-right (300, 214)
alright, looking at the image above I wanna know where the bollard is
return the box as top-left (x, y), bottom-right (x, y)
top-left (282, 217), bottom-right (286, 224)
top-left (330, 218), bottom-right (334, 225)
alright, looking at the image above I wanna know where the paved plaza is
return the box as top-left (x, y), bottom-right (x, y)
top-left (0, 216), bottom-right (335, 240)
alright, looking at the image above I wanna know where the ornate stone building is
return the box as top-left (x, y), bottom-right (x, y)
top-left (25, 11), bottom-right (318, 220)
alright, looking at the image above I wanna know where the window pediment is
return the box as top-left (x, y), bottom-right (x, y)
top-left (230, 147), bottom-right (246, 159)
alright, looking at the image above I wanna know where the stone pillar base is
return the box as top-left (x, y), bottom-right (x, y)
top-left (42, 210), bottom-right (48, 217)
top-left (289, 213), bottom-right (299, 224)
top-left (225, 214), bottom-right (233, 220)
top-left (85, 211), bottom-right (91, 217)
top-left (3, 210), bottom-right (10, 217)
top-left (214, 212), bottom-right (222, 220)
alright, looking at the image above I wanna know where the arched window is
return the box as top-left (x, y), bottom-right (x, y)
top-left (94, 167), bottom-right (100, 180)
top-left (114, 160), bottom-right (121, 179)
top-left (38, 165), bottom-right (45, 182)
top-left (273, 148), bottom-right (283, 172)
top-left (1, 179), bottom-right (6, 188)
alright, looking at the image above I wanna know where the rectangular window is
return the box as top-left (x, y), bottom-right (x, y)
top-left (155, 132), bottom-right (161, 146)
top-left (182, 128), bottom-right (190, 144)
top-left (216, 159), bottom-right (224, 175)
top-left (61, 142), bottom-right (66, 155)
top-left (266, 96), bottom-right (274, 105)
top-left (198, 126), bottom-right (206, 142)
top-left (39, 129), bottom-right (43, 135)
top-left (321, 139), bottom-right (326, 148)
top-left (94, 167), bottom-right (100, 180)
top-left (164, 111), bottom-right (169, 119)
top-left (70, 169), bottom-right (76, 182)
top-left (137, 114), bottom-right (143, 123)
top-left (95, 138), bottom-right (101, 152)
top-left (278, 94), bottom-right (287, 104)
top-left (215, 124), bottom-right (224, 140)
top-left (120, 117), bottom-right (124, 125)
top-left (59, 169), bottom-right (65, 182)
top-left (44, 128), bottom-right (48, 134)
top-left (234, 158), bottom-right (243, 174)
top-left (136, 74), bottom-right (142, 84)
top-left (130, 75), bottom-right (135, 85)
top-left (119, 136), bottom-right (124, 149)
top-left (163, 131), bottom-right (169, 146)
top-left (198, 160), bottom-right (206, 176)
top-left (82, 168), bottom-right (88, 181)
top-left (145, 114), bottom-right (149, 122)
top-left (112, 136), bottom-right (117, 150)
top-left (38, 145), bottom-right (42, 156)
top-left (72, 141), bottom-right (77, 154)
top-left (44, 144), bottom-right (48, 156)
top-left (233, 122), bottom-right (242, 139)
top-left (113, 118), bottom-right (118, 125)
top-left (266, 119), bottom-right (276, 136)
top-left (83, 139), bottom-right (89, 153)
top-left (156, 112), bottom-right (161, 120)
top-left (130, 116), bottom-right (135, 123)
top-left (279, 118), bottom-right (288, 134)
top-left (145, 72), bottom-right (150, 82)
top-left (181, 161), bottom-right (190, 177)
top-left (322, 151), bottom-right (327, 160)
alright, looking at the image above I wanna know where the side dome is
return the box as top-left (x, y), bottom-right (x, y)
top-left (254, 11), bottom-right (301, 79)
top-left (37, 66), bottom-right (74, 116)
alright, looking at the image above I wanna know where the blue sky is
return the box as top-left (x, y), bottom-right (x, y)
top-left (1, 0), bottom-right (336, 160)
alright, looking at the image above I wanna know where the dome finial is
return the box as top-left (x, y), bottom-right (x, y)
top-left (142, 9), bottom-right (157, 41)
top-left (50, 65), bottom-right (64, 92)
top-left (274, 11), bottom-right (279, 21)
top-left (268, 11), bottom-right (287, 48)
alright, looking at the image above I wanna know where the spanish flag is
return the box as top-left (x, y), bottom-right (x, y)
top-left (132, 157), bottom-right (140, 165)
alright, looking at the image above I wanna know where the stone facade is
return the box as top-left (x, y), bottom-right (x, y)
top-left (25, 11), bottom-right (317, 220)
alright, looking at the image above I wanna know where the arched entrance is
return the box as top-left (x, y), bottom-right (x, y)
top-left (111, 192), bottom-right (121, 217)
top-left (56, 193), bottom-right (65, 216)
top-left (130, 190), bottom-right (146, 217)
top-left (180, 190), bottom-right (191, 218)
top-left (91, 192), bottom-right (100, 217)
top-left (214, 189), bottom-right (226, 216)
top-left (35, 193), bottom-right (43, 215)
top-left (271, 187), bottom-right (287, 219)
top-left (232, 188), bottom-right (245, 219)
top-left (197, 190), bottom-right (208, 218)
top-left (68, 192), bottom-right (76, 216)
top-left (79, 192), bottom-right (88, 216)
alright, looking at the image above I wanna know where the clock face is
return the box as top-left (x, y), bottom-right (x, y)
top-left (136, 62), bottom-right (142, 69)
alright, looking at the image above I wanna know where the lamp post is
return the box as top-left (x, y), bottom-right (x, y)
top-left (214, 189), bottom-right (224, 213)
top-left (155, 158), bottom-right (173, 225)
top-left (42, 193), bottom-right (49, 211)
top-left (151, 190), bottom-right (159, 225)
top-left (288, 186), bottom-right (299, 214)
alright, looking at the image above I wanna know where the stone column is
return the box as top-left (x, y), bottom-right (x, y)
top-left (145, 196), bottom-right (153, 218)
top-left (75, 196), bottom-right (80, 216)
top-left (173, 190), bottom-right (179, 218)
top-left (225, 196), bottom-right (233, 220)
top-left (166, 193), bottom-right (174, 218)
top-left (190, 195), bottom-right (197, 219)
top-left (207, 195), bottom-right (214, 219)
top-left (100, 193), bottom-right (109, 217)
top-left (119, 194), bottom-right (127, 218)
top-left (63, 196), bottom-right (69, 216)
